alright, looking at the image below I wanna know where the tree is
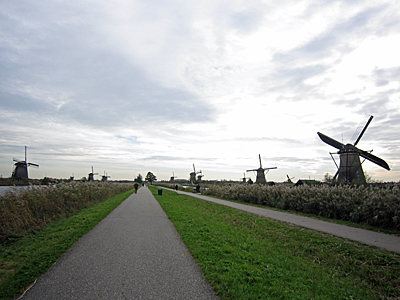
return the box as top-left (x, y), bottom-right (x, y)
top-left (145, 172), bottom-right (157, 184)
top-left (135, 173), bottom-right (143, 183)
top-left (324, 173), bottom-right (334, 184)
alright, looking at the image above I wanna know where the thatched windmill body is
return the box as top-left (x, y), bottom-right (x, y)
top-left (318, 115), bottom-right (390, 184)
top-left (12, 146), bottom-right (39, 180)
top-left (246, 154), bottom-right (277, 184)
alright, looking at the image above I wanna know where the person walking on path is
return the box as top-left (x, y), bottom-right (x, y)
top-left (134, 182), bottom-right (139, 193)
top-left (20, 187), bottom-right (218, 300)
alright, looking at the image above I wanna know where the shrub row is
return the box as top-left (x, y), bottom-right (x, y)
top-left (0, 182), bottom-right (134, 240)
top-left (202, 184), bottom-right (400, 230)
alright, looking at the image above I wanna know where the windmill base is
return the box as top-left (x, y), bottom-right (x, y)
top-left (12, 164), bottom-right (29, 180)
top-left (255, 170), bottom-right (267, 184)
top-left (337, 153), bottom-right (366, 184)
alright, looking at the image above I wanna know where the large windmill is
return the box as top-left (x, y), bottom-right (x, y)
top-left (88, 166), bottom-right (98, 181)
top-left (318, 115), bottom-right (390, 184)
top-left (170, 172), bottom-right (175, 181)
top-left (189, 164), bottom-right (202, 183)
top-left (246, 154), bottom-right (277, 184)
top-left (12, 146), bottom-right (39, 180)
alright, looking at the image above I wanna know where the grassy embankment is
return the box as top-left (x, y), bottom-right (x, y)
top-left (150, 186), bottom-right (400, 300)
top-left (0, 184), bottom-right (134, 300)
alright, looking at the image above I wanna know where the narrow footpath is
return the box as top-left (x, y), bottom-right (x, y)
top-left (20, 187), bottom-right (218, 300)
top-left (171, 189), bottom-right (400, 254)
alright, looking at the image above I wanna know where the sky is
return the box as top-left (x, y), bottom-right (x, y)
top-left (1, 0), bottom-right (399, 183)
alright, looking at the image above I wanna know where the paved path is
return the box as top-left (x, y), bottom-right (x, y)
top-left (170, 189), bottom-right (400, 253)
top-left (21, 187), bottom-right (218, 300)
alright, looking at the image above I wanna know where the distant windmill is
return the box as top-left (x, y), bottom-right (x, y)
top-left (318, 115), bottom-right (390, 184)
top-left (189, 164), bottom-right (203, 183)
top-left (88, 166), bottom-right (98, 181)
top-left (101, 170), bottom-right (110, 182)
top-left (12, 146), bottom-right (39, 180)
top-left (197, 170), bottom-right (204, 181)
top-left (286, 175), bottom-right (295, 183)
top-left (170, 172), bottom-right (175, 181)
top-left (241, 172), bottom-right (251, 183)
top-left (246, 154), bottom-right (277, 184)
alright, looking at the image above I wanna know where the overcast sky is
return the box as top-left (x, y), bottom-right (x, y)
top-left (1, 0), bottom-right (399, 182)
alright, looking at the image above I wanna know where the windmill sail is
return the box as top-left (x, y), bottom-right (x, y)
top-left (318, 115), bottom-right (390, 183)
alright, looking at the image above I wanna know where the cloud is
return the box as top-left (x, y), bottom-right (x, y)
top-left (274, 4), bottom-right (390, 63)
top-left (1, 0), bottom-right (399, 181)
top-left (372, 66), bottom-right (400, 87)
top-left (0, 3), bottom-right (216, 130)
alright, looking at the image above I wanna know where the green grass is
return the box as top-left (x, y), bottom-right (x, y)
top-left (0, 189), bottom-right (135, 300)
top-left (158, 184), bottom-right (400, 236)
top-left (150, 186), bottom-right (400, 300)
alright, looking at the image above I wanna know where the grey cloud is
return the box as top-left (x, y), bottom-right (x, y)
top-left (274, 4), bottom-right (389, 64)
top-left (0, 3), bottom-right (216, 129)
top-left (226, 8), bottom-right (265, 34)
top-left (372, 66), bottom-right (400, 87)
top-left (267, 3), bottom-right (395, 99)
top-left (265, 64), bottom-right (329, 95)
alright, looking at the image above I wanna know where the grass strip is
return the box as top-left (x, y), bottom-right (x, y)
top-left (0, 189), bottom-right (135, 300)
top-left (150, 186), bottom-right (400, 300)
top-left (193, 191), bottom-right (400, 237)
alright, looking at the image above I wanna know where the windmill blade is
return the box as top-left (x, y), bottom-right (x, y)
top-left (262, 167), bottom-right (277, 170)
top-left (28, 163), bottom-right (39, 167)
top-left (354, 115), bottom-right (373, 146)
top-left (193, 164), bottom-right (196, 173)
top-left (333, 169), bottom-right (340, 180)
top-left (246, 169), bottom-right (259, 172)
top-left (317, 132), bottom-right (344, 150)
top-left (258, 154), bottom-right (262, 168)
top-left (13, 158), bottom-right (24, 163)
top-left (359, 150), bottom-right (390, 170)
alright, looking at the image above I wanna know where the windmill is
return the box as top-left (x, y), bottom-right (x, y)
top-left (101, 170), bottom-right (110, 182)
top-left (12, 146), bottom-right (39, 180)
top-left (286, 175), bottom-right (295, 183)
top-left (170, 172), bottom-right (175, 181)
top-left (246, 154), bottom-right (277, 184)
top-left (88, 166), bottom-right (98, 181)
top-left (241, 172), bottom-right (251, 183)
top-left (189, 164), bottom-right (202, 183)
top-left (318, 115), bottom-right (390, 184)
top-left (197, 170), bottom-right (204, 181)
